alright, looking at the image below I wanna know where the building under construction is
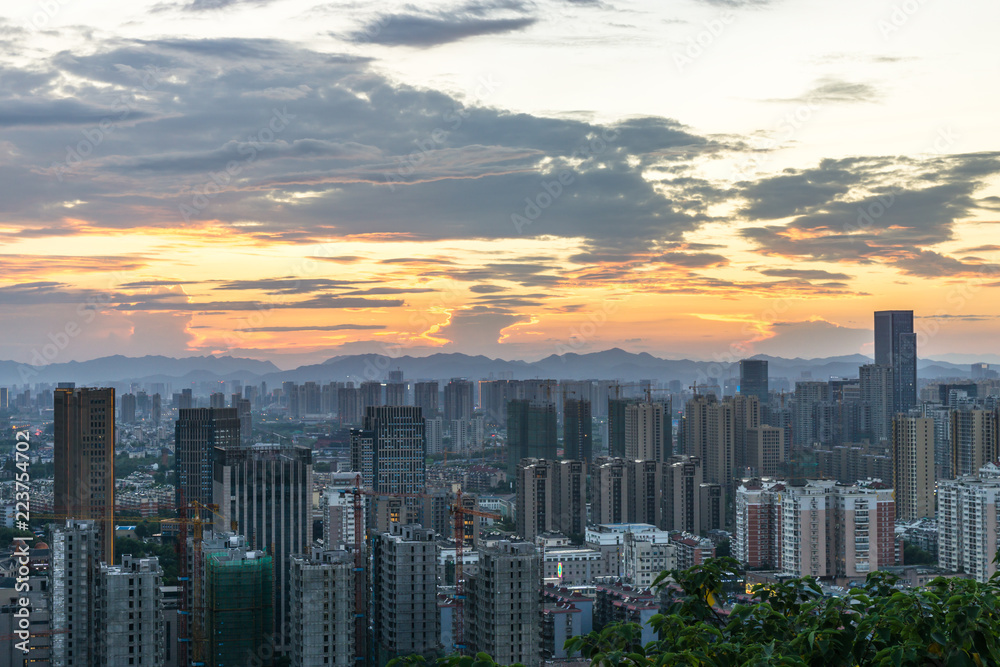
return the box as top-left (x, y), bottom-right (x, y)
top-left (289, 549), bottom-right (355, 667)
top-left (204, 547), bottom-right (273, 667)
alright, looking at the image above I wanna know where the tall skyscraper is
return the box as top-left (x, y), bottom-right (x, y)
top-left (120, 392), bottom-right (136, 424)
top-left (444, 378), bottom-right (475, 422)
top-left (624, 402), bottom-right (667, 462)
top-left (563, 398), bottom-right (592, 462)
top-left (792, 381), bottom-right (830, 447)
top-left (350, 406), bottom-right (426, 533)
top-left (209, 392), bottom-right (226, 409)
top-left (478, 379), bottom-right (508, 425)
top-left (950, 408), bottom-right (999, 478)
top-left (607, 398), bottom-right (637, 458)
top-left (338, 383), bottom-right (362, 425)
top-left (54, 387), bottom-right (115, 563)
top-left (738, 359), bottom-right (769, 405)
top-left (506, 399), bottom-right (557, 477)
top-left (50, 519), bottom-right (100, 667)
top-left (465, 541), bottom-right (541, 667)
top-left (360, 381), bottom-right (383, 413)
top-left (860, 364), bottom-right (895, 444)
top-left (414, 381), bottom-right (440, 418)
top-left (151, 392), bottom-right (162, 425)
top-left (213, 443), bottom-right (313, 651)
top-left (875, 310), bottom-right (917, 412)
top-left (385, 382), bottom-right (406, 406)
top-left (371, 525), bottom-right (441, 664)
top-left (175, 407), bottom-right (240, 520)
top-left (892, 416), bottom-right (935, 520)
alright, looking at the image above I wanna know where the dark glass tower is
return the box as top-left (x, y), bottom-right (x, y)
top-left (506, 399), bottom-right (557, 477)
top-left (563, 398), bottom-right (592, 462)
top-left (738, 359), bottom-right (769, 404)
top-left (875, 310), bottom-right (917, 412)
top-left (175, 407), bottom-right (240, 519)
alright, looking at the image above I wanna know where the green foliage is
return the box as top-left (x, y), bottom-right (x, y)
top-left (0, 526), bottom-right (36, 548)
top-left (903, 543), bottom-right (936, 565)
top-left (395, 557), bottom-right (1000, 667)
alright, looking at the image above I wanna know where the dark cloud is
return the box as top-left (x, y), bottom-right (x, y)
top-left (759, 268), bottom-right (852, 280)
top-left (115, 296), bottom-right (404, 311)
top-left (0, 99), bottom-right (156, 128)
top-left (651, 252), bottom-right (729, 268)
top-left (348, 1), bottom-right (537, 48)
top-left (214, 278), bottom-right (373, 294)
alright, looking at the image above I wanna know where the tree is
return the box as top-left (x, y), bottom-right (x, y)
top-left (391, 557), bottom-right (1000, 666)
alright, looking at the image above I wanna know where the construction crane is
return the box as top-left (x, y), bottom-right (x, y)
top-left (449, 488), bottom-right (501, 654)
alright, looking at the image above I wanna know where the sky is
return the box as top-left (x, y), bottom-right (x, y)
top-left (1, 0), bottom-right (999, 368)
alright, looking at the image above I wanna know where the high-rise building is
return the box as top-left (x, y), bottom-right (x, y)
top-left (425, 417), bottom-right (444, 455)
top-left (590, 458), bottom-right (663, 528)
top-left (236, 399), bottom-right (252, 445)
top-left (350, 406), bottom-right (426, 533)
top-left (607, 398), bottom-right (637, 458)
top-left (372, 524), bottom-right (441, 664)
top-left (414, 381), bottom-right (440, 419)
top-left (465, 541), bottom-right (541, 667)
top-left (506, 399), bottom-right (557, 477)
top-left (745, 425), bottom-right (785, 478)
top-left (50, 519), bottom-right (100, 667)
top-left (874, 310), bottom-right (917, 413)
top-left (385, 382), bottom-right (406, 406)
top-left (682, 394), bottom-right (715, 460)
top-left (175, 407), bottom-right (240, 520)
top-left (96, 555), bottom-right (165, 667)
top-left (324, 485), bottom-right (365, 551)
top-left (444, 379), bottom-right (474, 422)
top-left (0, 387), bottom-right (8, 410)
top-left (151, 393), bottom-right (162, 425)
top-left (360, 381), bottom-right (383, 413)
top-left (624, 402), bottom-right (666, 462)
top-left (204, 545), bottom-right (273, 667)
top-left (516, 459), bottom-right (586, 540)
top-left (792, 381), bottom-right (830, 447)
top-left (478, 379), bottom-right (508, 425)
top-left (289, 550), bottom-right (356, 667)
top-left (178, 388), bottom-right (193, 410)
top-left (705, 399), bottom-right (735, 488)
top-left (213, 443), bottom-right (313, 651)
top-left (209, 392), bottom-right (226, 409)
top-left (563, 398), bottom-right (592, 463)
top-left (950, 408), bottom-right (999, 478)
top-left (54, 387), bottom-right (115, 563)
top-left (860, 364), bottom-right (895, 444)
top-left (734, 480), bottom-right (784, 570)
top-left (337, 383), bottom-right (361, 425)
top-left (662, 455), bottom-right (704, 533)
top-left (892, 416), bottom-right (935, 520)
top-left (738, 359), bottom-right (769, 405)
top-left (938, 463), bottom-right (1000, 581)
top-left (732, 394), bottom-right (760, 474)
top-left (120, 392), bottom-right (137, 424)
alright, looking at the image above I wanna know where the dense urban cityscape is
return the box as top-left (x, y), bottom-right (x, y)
top-left (0, 310), bottom-right (997, 665)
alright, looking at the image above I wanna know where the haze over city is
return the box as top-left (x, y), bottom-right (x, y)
top-left (0, 0), bottom-right (998, 367)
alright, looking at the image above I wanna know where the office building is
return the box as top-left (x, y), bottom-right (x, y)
top-left (96, 555), bottom-right (165, 667)
top-left (213, 443), bottom-right (312, 651)
top-left (563, 398), bottom-right (592, 463)
top-left (738, 359), bottom-right (769, 404)
top-left (892, 416), bottom-right (935, 520)
top-left (444, 379), bottom-right (474, 422)
top-left (414, 381), bottom-right (440, 419)
top-left (506, 399), bottom-right (557, 477)
top-left (372, 525), bottom-right (441, 664)
top-left (951, 408), bottom-right (999, 478)
top-left (464, 541), bottom-right (541, 667)
top-left (350, 406), bottom-right (426, 533)
top-left (860, 364), bottom-right (895, 444)
top-left (875, 310), bottom-right (917, 413)
top-left (54, 386), bottom-right (116, 563)
top-left (516, 459), bottom-right (586, 540)
top-left (289, 550), bottom-right (356, 667)
top-left (175, 407), bottom-right (240, 520)
top-left (50, 520), bottom-right (100, 667)
top-left (938, 463), bottom-right (1000, 582)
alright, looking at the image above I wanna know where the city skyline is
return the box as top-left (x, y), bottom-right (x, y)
top-left (0, 1), bottom-right (998, 365)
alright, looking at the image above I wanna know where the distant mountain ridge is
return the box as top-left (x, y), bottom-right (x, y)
top-left (0, 349), bottom-right (980, 386)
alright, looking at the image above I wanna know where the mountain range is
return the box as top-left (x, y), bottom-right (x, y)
top-left (0, 349), bottom-right (982, 387)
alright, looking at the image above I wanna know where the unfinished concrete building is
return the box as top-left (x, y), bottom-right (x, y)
top-left (97, 555), bottom-right (165, 667)
top-left (464, 541), bottom-right (541, 667)
top-left (50, 520), bottom-right (100, 667)
top-left (289, 549), bottom-right (356, 667)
